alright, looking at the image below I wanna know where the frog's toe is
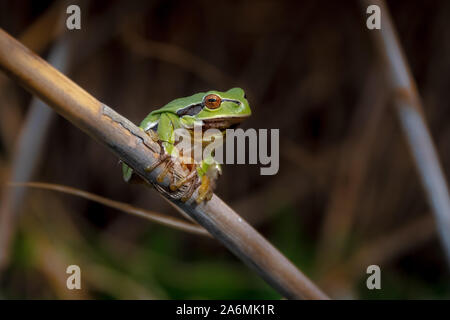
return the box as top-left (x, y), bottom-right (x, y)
top-left (180, 180), bottom-right (198, 202)
top-left (156, 159), bottom-right (174, 183)
top-left (170, 170), bottom-right (197, 191)
top-left (146, 129), bottom-right (160, 142)
top-left (196, 175), bottom-right (216, 204)
top-left (145, 153), bottom-right (170, 173)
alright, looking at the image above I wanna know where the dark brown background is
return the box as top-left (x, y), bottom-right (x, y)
top-left (0, 0), bottom-right (449, 299)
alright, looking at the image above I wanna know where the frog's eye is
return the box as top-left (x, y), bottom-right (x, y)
top-left (203, 94), bottom-right (221, 109)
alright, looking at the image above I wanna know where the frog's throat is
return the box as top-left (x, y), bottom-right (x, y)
top-left (201, 116), bottom-right (249, 130)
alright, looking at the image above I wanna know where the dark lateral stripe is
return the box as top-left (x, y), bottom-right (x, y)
top-left (176, 103), bottom-right (203, 116)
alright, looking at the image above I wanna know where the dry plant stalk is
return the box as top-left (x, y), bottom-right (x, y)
top-left (362, 0), bottom-right (450, 266)
top-left (0, 28), bottom-right (328, 300)
top-left (9, 181), bottom-right (210, 237)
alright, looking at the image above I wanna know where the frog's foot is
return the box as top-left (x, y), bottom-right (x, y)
top-left (169, 161), bottom-right (201, 202)
top-left (169, 169), bottom-right (197, 192)
top-left (180, 179), bottom-right (200, 202)
top-left (143, 129), bottom-right (169, 173)
top-left (156, 158), bottom-right (173, 183)
top-left (195, 175), bottom-right (215, 203)
top-left (145, 153), bottom-right (170, 173)
top-left (195, 165), bottom-right (220, 204)
top-left (146, 129), bottom-right (160, 142)
top-left (143, 152), bottom-right (175, 185)
top-left (146, 154), bottom-right (197, 200)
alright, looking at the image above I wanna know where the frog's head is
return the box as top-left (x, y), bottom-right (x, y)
top-left (177, 88), bottom-right (251, 130)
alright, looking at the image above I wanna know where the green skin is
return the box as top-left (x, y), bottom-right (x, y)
top-left (122, 88), bottom-right (251, 196)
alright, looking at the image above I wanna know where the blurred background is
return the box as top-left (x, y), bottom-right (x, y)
top-left (0, 0), bottom-right (450, 299)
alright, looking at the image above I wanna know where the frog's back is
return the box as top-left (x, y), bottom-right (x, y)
top-left (140, 92), bottom-right (205, 131)
top-left (154, 92), bottom-right (205, 114)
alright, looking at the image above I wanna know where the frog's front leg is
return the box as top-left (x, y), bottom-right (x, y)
top-left (145, 114), bottom-right (179, 181)
top-left (195, 157), bottom-right (221, 203)
top-left (122, 128), bottom-right (164, 183)
top-left (145, 141), bottom-right (177, 182)
top-left (169, 169), bottom-right (197, 191)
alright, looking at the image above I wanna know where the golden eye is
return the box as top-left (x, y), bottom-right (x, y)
top-left (203, 94), bottom-right (221, 109)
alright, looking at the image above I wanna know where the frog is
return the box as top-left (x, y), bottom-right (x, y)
top-left (122, 87), bottom-right (251, 203)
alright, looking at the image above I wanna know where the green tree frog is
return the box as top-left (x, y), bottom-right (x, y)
top-left (122, 88), bottom-right (251, 203)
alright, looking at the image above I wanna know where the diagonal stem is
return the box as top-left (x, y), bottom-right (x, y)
top-left (0, 28), bottom-right (328, 300)
top-left (361, 0), bottom-right (450, 266)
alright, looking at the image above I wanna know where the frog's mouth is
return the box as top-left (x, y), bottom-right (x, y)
top-left (201, 116), bottom-right (249, 130)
